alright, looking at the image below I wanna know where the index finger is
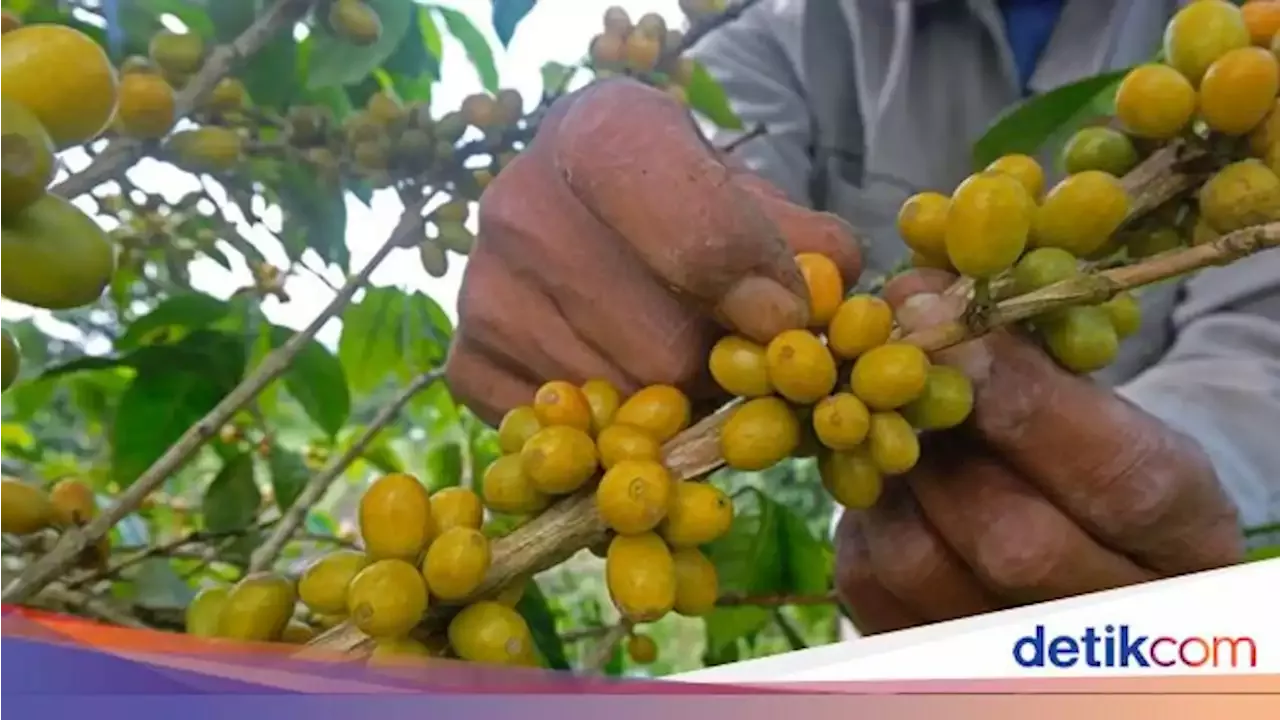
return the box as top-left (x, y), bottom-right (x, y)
top-left (553, 78), bottom-right (811, 343)
top-left (888, 272), bottom-right (1242, 574)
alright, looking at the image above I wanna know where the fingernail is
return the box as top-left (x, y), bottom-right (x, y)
top-left (717, 275), bottom-right (809, 343)
top-left (900, 293), bottom-right (993, 384)
top-left (897, 293), bottom-right (956, 332)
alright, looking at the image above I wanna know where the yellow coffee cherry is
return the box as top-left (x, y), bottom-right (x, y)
top-left (359, 473), bottom-right (435, 562)
top-left (896, 192), bottom-right (950, 264)
top-left (596, 423), bottom-right (662, 470)
top-left (819, 448), bottom-right (883, 509)
top-left (1114, 64), bottom-right (1197, 139)
top-left (614, 385), bottom-right (691, 442)
top-left (811, 392), bottom-right (871, 451)
top-left (448, 601), bottom-right (538, 666)
top-left (430, 487), bottom-right (484, 532)
top-left (497, 405), bottom-right (542, 454)
top-left (867, 411), bottom-right (920, 476)
top-left (765, 329), bottom-right (837, 404)
top-left (671, 547), bottom-right (718, 617)
top-left (595, 459), bottom-right (673, 535)
top-left (1198, 46), bottom-right (1280, 135)
top-left (720, 396), bottom-right (800, 471)
top-left (532, 380), bottom-right (593, 433)
top-left (850, 343), bottom-right (931, 411)
top-left (347, 559), bottom-right (429, 639)
top-left (1012, 247), bottom-right (1081, 295)
top-left (795, 252), bottom-right (845, 327)
top-left (298, 549), bottom-right (371, 616)
top-left (1040, 306), bottom-right (1120, 374)
top-left (708, 335), bottom-right (772, 397)
top-left (581, 378), bottom-right (623, 434)
top-left (1198, 158), bottom-right (1280, 233)
top-left (422, 527), bottom-right (491, 601)
top-left (520, 425), bottom-right (599, 495)
top-left (900, 365), bottom-right (974, 431)
top-left (1102, 293), bottom-right (1142, 339)
top-left (481, 454), bottom-right (550, 515)
top-left (606, 532), bottom-right (676, 623)
top-left (1032, 171), bottom-right (1131, 257)
top-left (827, 295), bottom-right (894, 359)
top-left (660, 481), bottom-right (733, 548)
top-left (985, 153), bottom-right (1045, 199)
top-left (944, 171), bottom-right (1035, 279)
top-left (1163, 0), bottom-right (1251, 86)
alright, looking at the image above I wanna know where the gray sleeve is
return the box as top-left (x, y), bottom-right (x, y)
top-left (686, 4), bottom-right (815, 205)
top-left (1116, 248), bottom-right (1280, 541)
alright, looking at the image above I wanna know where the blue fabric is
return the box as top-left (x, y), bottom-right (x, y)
top-left (998, 0), bottom-right (1066, 92)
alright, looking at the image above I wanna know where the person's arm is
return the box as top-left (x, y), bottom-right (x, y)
top-left (1117, 250), bottom-right (1280, 544)
top-left (686, 3), bottom-right (815, 205)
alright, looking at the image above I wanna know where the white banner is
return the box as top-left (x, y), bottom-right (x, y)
top-left (673, 560), bottom-right (1279, 682)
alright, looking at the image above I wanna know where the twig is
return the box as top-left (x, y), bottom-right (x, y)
top-left (585, 621), bottom-right (632, 673)
top-left (65, 521), bottom-right (272, 590)
top-left (52, 0), bottom-right (317, 200)
top-left (1, 192), bottom-right (433, 605)
top-left (717, 123), bottom-right (766, 156)
top-left (561, 625), bottom-right (615, 643)
top-left (772, 609), bottom-right (807, 651)
top-left (716, 591), bottom-right (839, 607)
top-left (35, 584), bottom-right (149, 629)
top-left (665, 0), bottom-right (764, 66)
top-left (248, 368), bottom-right (445, 572)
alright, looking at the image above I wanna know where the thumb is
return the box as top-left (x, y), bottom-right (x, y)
top-left (554, 79), bottom-right (811, 343)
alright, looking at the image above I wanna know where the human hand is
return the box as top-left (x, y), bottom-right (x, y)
top-left (834, 270), bottom-right (1245, 633)
top-left (445, 78), bottom-right (862, 425)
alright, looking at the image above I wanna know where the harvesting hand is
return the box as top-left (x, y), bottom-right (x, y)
top-left (444, 79), bottom-right (862, 425)
top-left (832, 270), bottom-right (1246, 633)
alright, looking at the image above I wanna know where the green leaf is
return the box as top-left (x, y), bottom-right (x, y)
top-left (703, 487), bottom-right (783, 654)
top-left (116, 293), bottom-right (232, 350)
top-left (133, 558), bottom-right (196, 610)
top-left (207, 0), bottom-right (257, 41)
top-left (972, 69), bottom-right (1130, 171)
top-left (337, 287), bottom-right (452, 396)
top-left (1246, 545), bottom-right (1280, 562)
top-left (37, 355), bottom-right (133, 380)
top-left (516, 581), bottom-right (570, 670)
top-left (686, 61), bottom-right (744, 131)
top-left (433, 6), bottom-right (499, 93)
top-left (383, 6), bottom-right (442, 83)
top-left (276, 164), bottom-right (349, 268)
top-left (132, 0), bottom-right (216, 39)
top-left (111, 332), bottom-right (245, 487)
top-left (202, 452), bottom-right (260, 533)
top-left (491, 0), bottom-right (536, 47)
top-left (540, 61), bottom-right (577, 96)
top-left (241, 33), bottom-right (299, 110)
top-left (419, 7), bottom-right (444, 65)
top-left (305, 510), bottom-right (339, 536)
top-left (777, 506), bottom-right (833, 595)
top-left (268, 326), bottom-right (350, 436)
top-left (306, 0), bottom-right (415, 89)
top-left (268, 446), bottom-right (310, 512)
top-left (338, 425), bottom-right (405, 474)
top-left (423, 441), bottom-right (462, 492)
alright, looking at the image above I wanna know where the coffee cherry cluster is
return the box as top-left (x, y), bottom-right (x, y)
top-left (587, 6), bottom-right (698, 106)
top-left (709, 254), bottom-right (974, 510)
top-left (184, 475), bottom-right (539, 667)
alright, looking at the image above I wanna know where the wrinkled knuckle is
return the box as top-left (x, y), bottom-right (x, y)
top-left (976, 519), bottom-right (1066, 594)
top-left (871, 524), bottom-right (941, 595)
top-left (1091, 430), bottom-right (1188, 537)
top-left (555, 77), bottom-right (678, 177)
